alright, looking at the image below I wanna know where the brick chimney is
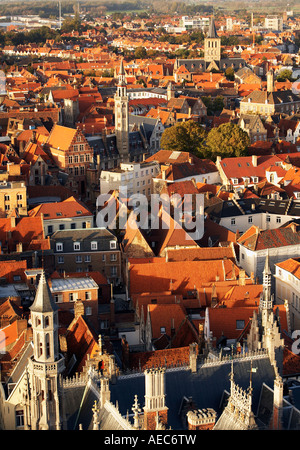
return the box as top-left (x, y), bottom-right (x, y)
top-left (269, 374), bottom-right (283, 430)
top-left (143, 369), bottom-right (168, 430)
top-left (74, 300), bottom-right (85, 320)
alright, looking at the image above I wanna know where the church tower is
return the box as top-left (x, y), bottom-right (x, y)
top-left (259, 252), bottom-right (273, 330)
top-left (27, 272), bottom-right (66, 430)
top-left (267, 68), bottom-right (274, 93)
top-left (204, 16), bottom-right (221, 64)
top-left (114, 59), bottom-right (129, 161)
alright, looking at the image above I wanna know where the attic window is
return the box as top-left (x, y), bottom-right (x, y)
top-left (44, 213), bottom-right (50, 217)
top-left (74, 242), bottom-right (81, 251)
top-left (76, 210), bottom-right (82, 215)
top-left (56, 212), bottom-right (62, 216)
top-left (110, 240), bottom-right (117, 249)
top-left (91, 241), bottom-right (97, 251)
top-left (160, 327), bottom-right (166, 334)
top-left (236, 320), bottom-right (245, 330)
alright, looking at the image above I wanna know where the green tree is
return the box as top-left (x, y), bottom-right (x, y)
top-left (205, 122), bottom-right (250, 159)
top-left (225, 67), bottom-right (235, 81)
top-left (160, 120), bottom-right (207, 158)
top-left (276, 69), bottom-right (294, 82)
top-left (134, 46), bottom-right (147, 59)
top-left (201, 96), bottom-right (224, 115)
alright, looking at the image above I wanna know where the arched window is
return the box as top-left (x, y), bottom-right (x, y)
top-left (45, 316), bottom-right (49, 327)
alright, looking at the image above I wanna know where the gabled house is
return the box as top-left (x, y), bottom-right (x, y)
top-left (237, 223), bottom-right (300, 282)
top-left (238, 114), bottom-right (268, 143)
top-left (144, 303), bottom-right (199, 351)
top-left (45, 124), bottom-right (94, 196)
top-left (216, 154), bottom-right (288, 189)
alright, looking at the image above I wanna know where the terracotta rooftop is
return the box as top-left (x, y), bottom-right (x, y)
top-left (129, 258), bottom-right (240, 297)
top-left (238, 225), bottom-right (300, 251)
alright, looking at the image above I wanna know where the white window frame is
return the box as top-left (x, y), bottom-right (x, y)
top-left (110, 240), bottom-right (117, 249)
top-left (91, 241), bottom-right (98, 251)
top-left (74, 242), bottom-right (81, 251)
top-left (56, 243), bottom-right (63, 252)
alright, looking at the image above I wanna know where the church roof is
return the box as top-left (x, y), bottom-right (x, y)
top-left (30, 271), bottom-right (58, 313)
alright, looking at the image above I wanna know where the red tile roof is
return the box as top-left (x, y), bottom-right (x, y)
top-left (28, 196), bottom-right (92, 220)
top-left (128, 346), bottom-right (190, 371)
top-left (0, 217), bottom-right (47, 252)
top-left (129, 259), bottom-right (240, 297)
top-left (238, 225), bottom-right (300, 251)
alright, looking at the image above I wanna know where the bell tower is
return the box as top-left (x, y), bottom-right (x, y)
top-left (27, 271), bottom-right (66, 430)
top-left (114, 59), bottom-right (129, 161)
top-left (204, 16), bottom-right (221, 63)
top-left (260, 252), bottom-right (273, 329)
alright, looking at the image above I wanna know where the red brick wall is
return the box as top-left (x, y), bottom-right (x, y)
top-left (144, 409), bottom-right (168, 430)
top-left (188, 421), bottom-right (215, 430)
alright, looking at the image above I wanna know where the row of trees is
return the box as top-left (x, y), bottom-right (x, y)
top-left (160, 120), bottom-right (250, 160)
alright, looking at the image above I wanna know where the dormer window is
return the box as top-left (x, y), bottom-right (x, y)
top-left (231, 178), bottom-right (239, 185)
top-left (91, 241), bottom-right (97, 251)
top-left (73, 242), bottom-right (80, 251)
top-left (110, 240), bottom-right (117, 249)
top-left (56, 243), bottom-right (63, 252)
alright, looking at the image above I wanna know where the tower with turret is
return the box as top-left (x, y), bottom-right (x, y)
top-left (114, 59), bottom-right (129, 161)
top-left (27, 272), bottom-right (66, 430)
top-left (204, 16), bottom-right (221, 64)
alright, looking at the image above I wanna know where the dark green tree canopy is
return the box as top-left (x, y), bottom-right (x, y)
top-left (205, 122), bottom-right (250, 159)
top-left (160, 120), bottom-right (206, 158)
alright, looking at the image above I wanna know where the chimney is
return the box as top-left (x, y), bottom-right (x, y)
top-left (211, 283), bottom-right (218, 307)
top-left (238, 270), bottom-right (246, 286)
top-left (269, 375), bottom-right (283, 430)
top-left (252, 155), bottom-right (257, 167)
top-left (74, 300), bottom-right (85, 320)
top-left (100, 377), bottom-right (111, 409)
top-left (170, 318), bottom-right (175, 340)
top-left (143, 369), bottom-right (168, 430)
top-left (10, 216), bottom-right (16, 228)
top-left (189, 343), bottom-right (198, 373)
top-left (267, 69), bottom-right (274, 93)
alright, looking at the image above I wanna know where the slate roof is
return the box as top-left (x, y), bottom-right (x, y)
top-left (206, 197), bottom-right (300, 221)
top-left (108, 356), bottom-right (276, 430)
top-left (50, 228), bottom-right (119, 253)
top-left (242, 89), bottom-right (300, 106)
top-left (30, 271), bottom-right (58, 313)
top-left (175, 57), bottom-right (246, 73)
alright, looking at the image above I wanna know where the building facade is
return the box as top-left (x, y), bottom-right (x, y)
top-left (100, 161), bottom-right (160, 199)
top-left (50, 228), bottom-right (122, 285)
